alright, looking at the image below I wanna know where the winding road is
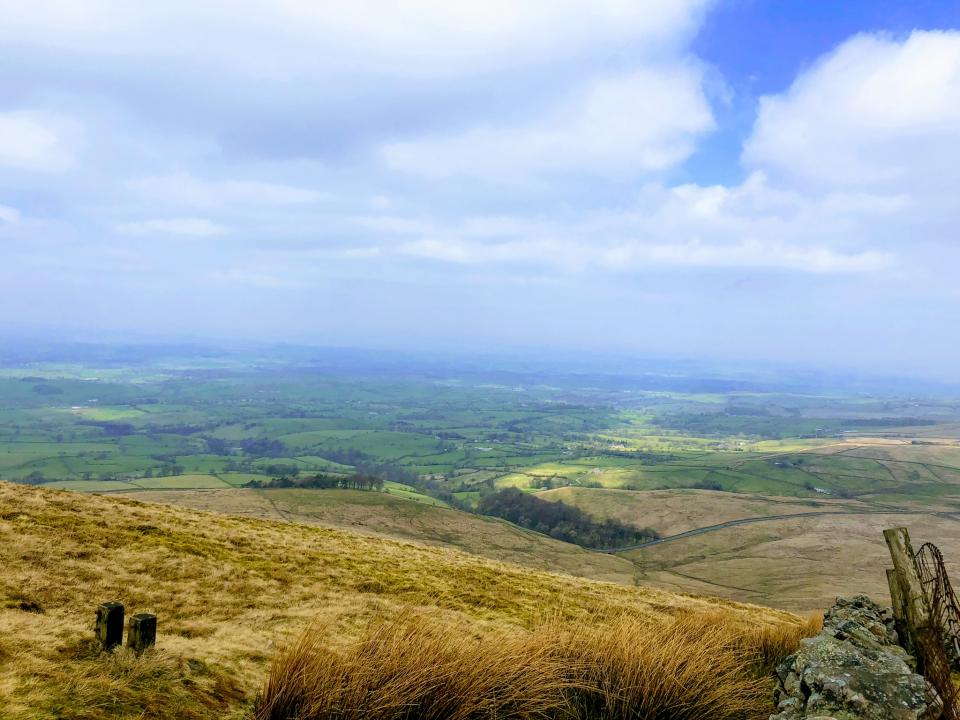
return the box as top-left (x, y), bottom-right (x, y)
top-left (594, 508), bottom-right (960, 554)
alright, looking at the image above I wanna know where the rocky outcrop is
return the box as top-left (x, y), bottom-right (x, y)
top-left (771, 595), bottom-right (940, 720)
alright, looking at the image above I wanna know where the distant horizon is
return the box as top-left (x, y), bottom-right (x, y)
top-left (4, 328), bottom-right (960, 393)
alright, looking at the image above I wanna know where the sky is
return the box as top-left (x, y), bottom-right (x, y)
top-left (2, 1), bottom-right (960, 378)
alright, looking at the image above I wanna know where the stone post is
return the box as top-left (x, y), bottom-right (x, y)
top-left (887, 567), bottom-right (913, 653)
top-left (883, 526), bottom-right (948, 686)
top-left (95, 601), bottom-right (124, 650)
top-left (127, 613), bottom-right (157, 654)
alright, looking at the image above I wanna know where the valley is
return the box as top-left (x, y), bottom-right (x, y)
top-left (3, 348), bottom-right (960, 611)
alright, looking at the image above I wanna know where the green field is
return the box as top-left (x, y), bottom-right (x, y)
top-left (2, 353), bottom-right (960, 521)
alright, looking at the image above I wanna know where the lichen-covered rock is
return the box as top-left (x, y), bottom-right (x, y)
top-left (823, 595), bottom-right (902, 654)
top-left (771, 595), bottom-right (939, 720)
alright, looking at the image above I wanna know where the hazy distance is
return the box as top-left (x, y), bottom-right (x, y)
top-left (2, 1), bottom-right (959, 379)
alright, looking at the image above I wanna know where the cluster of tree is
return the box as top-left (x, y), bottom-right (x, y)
top-left (529, 476), bottom-right (572, 490)
top-left (245, 473), bottom-right (384, 491)
top-left (316, 447), bottom-right (467, 508)
top-left (81, 420), bottom-right (136, 437)
top-left (204, 436), bottom-right (232, 454)
top-left (143, 422), bottom-right (208, 436)
top-left (844, 417), bottom-right (936, 427)
top-left (240, 438), bottom-right (287, 457)
top-left (596, 449), bottom-right (681, 463)
top-left (477, 487), bottom-right (659, 549)
top-left (691, 478), bottom-right (724, 491)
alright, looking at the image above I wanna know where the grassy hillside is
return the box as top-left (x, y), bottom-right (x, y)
top-left (126, 487), bottom-right (638, 584)
top-left (627, 510), bottom-right (960, 610)
top-left (538, 486), bottom-right (858, 536)
top-left (538, 485), bottom-right (960, 609)
top-left (0, 482), bottom-right (804, 719)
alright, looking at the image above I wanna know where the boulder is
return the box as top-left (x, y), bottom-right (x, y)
top-left (771, 595), bottom-right (940, 720)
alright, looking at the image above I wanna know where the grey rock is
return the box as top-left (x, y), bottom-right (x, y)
top-left (770, 596), bottom-right (939, 720)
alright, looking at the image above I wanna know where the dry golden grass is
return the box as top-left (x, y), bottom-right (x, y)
top-left (629, 511), bottom-right (960, 610)
top-left (0, 482), bottom-right (806, 719)
top-left (255, 610), bottom-right (821, 720)
top-left (256, 614), bottom-right (573, 720)
top-left (539, 486), bottom-right (868, 537)
top-left (128, 487), bottom-right (638, 584)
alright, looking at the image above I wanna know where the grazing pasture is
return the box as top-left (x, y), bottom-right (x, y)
top-left (4, 353), bottom-right (960, 618)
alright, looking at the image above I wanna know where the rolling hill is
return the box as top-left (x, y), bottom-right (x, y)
top-left (124, 487), bottom-right (639, 584)
top-left (0, 481), bottom-right (804, 719)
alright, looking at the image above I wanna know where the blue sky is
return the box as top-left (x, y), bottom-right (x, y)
top-left (1, 1), bottom-right (959, 378)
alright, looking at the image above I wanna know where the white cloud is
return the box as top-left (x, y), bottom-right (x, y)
top-left (384, 63), bottom-right (714, 180)
top-left (744, 30), bottom-right (960, 188)
top-left (382, 171), bottom-right (895, 274)
top-left (116, 217), bottom-right (228, 237)
top-left (0, 111), bottom-right (77, 172)
top-left (398, 234), bottom-right (890, 275)
top-left (0, 1), bottom-right (710, 79)
top-left (128, 173), bottom-right (327, 208)
top-left (0, 205), bottom-right (22, 224)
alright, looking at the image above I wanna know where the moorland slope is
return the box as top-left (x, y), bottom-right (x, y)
top-left (0, 482), bottom-right (805, 719)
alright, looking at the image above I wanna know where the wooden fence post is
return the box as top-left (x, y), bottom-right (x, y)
top-left (95, 601), bottom-right (124, 650)
top-left (127, 613), bottom-right (157, 654)
top-left (887, 567), bottom-right (913, 653)
top-left (884, 527), bottom-right (941, 678)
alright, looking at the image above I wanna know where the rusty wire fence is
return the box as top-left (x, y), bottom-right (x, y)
top-left (914, 541), bottom-right (960, 720)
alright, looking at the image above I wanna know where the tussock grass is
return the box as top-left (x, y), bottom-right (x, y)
top-left (255, 610), bottom-right (819, 720)
top-left (739, 611), bottom-right (823, 677)
top-left (0, 482), bottom-right (808, 718)
top-left (256, 614), bottom-right (575, 720)
top-left (35, 643), bottom-right (244, 720)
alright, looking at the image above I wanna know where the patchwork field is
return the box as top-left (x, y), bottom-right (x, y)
top-left (4, 353), bottom-right (960, 631)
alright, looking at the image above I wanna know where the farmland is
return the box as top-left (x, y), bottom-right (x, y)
top-left (4, 345), bottom-right (960, 609)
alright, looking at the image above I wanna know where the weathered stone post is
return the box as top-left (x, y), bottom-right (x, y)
top-left (886, 567), bottom-right (913, 653)
top-left (95, 601), bottom-right (124, 650)
top-left (884, 528), bottom-right (932, 643)
top-left (883, 525), bottom-right (950, 700)
top-left (127, 613), bottom-right (157, 654)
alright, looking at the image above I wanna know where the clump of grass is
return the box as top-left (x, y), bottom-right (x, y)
top-left (34, 644), bottom-right (245, 720)
top-left (255, 614), bottom-right (574, 720)
top-left (558, 613), bottom-right (790, 720)
top-left (738, 611), bottom-right (823, 676)
top-left (255, 610), bottom-right (820, 720)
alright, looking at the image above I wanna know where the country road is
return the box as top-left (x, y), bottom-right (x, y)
top-left (595, 508), bottom-right (960, 554)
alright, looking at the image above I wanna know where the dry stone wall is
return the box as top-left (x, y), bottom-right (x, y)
top-left (771, 595), bottom-right (940, 720)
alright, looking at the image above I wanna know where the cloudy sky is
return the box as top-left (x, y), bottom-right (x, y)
top-left (2, 1), bottom-right (959, 377)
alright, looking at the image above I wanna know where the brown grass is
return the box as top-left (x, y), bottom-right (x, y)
top-left (256, 614), bottom-right (574, 720)
top-left (255, 610), bottom-right (820, 720)
top-left (0, 482), bottom-right (808, 719)
top-left (129, 487), bottom-right (638, 585)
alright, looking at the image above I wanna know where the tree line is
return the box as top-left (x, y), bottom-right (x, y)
top-left (477, 487), bottom-right (659, 549)
top-left (245, 473), bottom-right (385, 491)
